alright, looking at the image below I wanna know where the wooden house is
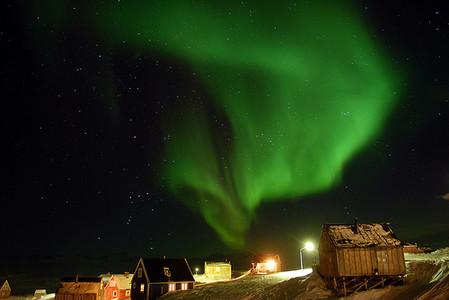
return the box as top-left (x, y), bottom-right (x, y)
top-left (131, 258), bottom-right (195, 300)
top-left (33, 289), bottom-right (47, 299)
top-left (403, 243), bottom-right (433, 254)
top-left (204, 262), bottom-right (231, 281)
top-left (55, 276), bottom-right (102, 300)
top-left (251, 254), bottom-right (281, 274)
top-left (0, 279), bottom-right (11, 298)
top-left (100, 273), bottom-right (133, 300)
top-left (318, 223), bottom-right (406, 295)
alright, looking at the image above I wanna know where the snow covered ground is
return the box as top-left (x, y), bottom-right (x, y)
top-left (4, 248), bottom-right (448, 299)
top-left (162, 248), bottom-right (449, 300)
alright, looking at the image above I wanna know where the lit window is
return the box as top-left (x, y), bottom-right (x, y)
top-left (168, 283), bottom-right (176, 292)
top-left (181, 283), bottom-right (188, 290)
top-left (215, 267), bottom-right (221, 272)
top-left (140, 284), bottom-right (145, 293)
top-left (112, 291), bottom-right (117, 297)
top-left (138, 268), bottom-right (143, 278)
top-left (125, 290), bottom-right (130, 297)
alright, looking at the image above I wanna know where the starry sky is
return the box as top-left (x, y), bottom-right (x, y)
top-left (3, 0), bottom-right (449, 271)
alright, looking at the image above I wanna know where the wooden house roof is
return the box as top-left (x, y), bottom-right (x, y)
top-left (57, 279), bottom-right (100, 294)
top-left (0, 279), bottom-right (11, 291)
top-left (141, 258), bottom-right (195, 283)
top-left (324, 223), bottom-right (402, 248)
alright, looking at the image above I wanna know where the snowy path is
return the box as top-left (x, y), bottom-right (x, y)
top-left (161, 269), bottom-right (315, 300)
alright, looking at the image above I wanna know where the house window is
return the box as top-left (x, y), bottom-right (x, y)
top-left (125, 290), bottom-right (130, 297)
top-left (181, 283), bottom-right (188, 290)
top-left (140, 284), bottom-right (145, 293)
top-left (112, 291), bottom-right (117, 297)
top-left (168, 283), bottom-right (176, 292)
top-left (138, 268), bottom-right (143, 278)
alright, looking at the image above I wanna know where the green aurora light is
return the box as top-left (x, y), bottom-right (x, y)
top-left (91, 1), bottom-right (401, 247)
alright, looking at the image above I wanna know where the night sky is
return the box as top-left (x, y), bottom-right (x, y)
top-left (3, 0), bottom-right (449, 273)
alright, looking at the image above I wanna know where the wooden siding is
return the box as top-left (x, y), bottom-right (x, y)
top-left (319, 228), bottom-right (406, 278)
top-left (336, 247), bottom-right (405, 276)
top-left (55, 294), bottom-right (97, 300)
top-left (319, 229), bottom-right (339, 276)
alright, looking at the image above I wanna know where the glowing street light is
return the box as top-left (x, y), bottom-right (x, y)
top-left (300, 241), bottom-right (315, 269)
top-left (195, 267), bottom-right (199, 275)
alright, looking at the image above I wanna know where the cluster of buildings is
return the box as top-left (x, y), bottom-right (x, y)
top-left (1, 222), bottom-right (416, 299)
top-left (52, 258), bottom-right (196, 300)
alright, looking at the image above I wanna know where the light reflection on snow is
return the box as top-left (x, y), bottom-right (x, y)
top-left (268, 268), bottom-right (313, 280)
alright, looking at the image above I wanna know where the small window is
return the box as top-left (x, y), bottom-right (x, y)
top-left (112, 291), bottom-right (117, 297)
top-left (140, 284), bottom-right (145, 293)
top-left (125, 290), bottom-right (130, 297)
top-left (168, 283), bottom-right (176, 292)
top-left (181, 283), bottom-right (188, 290)
top-left (138, 268), bottom-right (143, 278)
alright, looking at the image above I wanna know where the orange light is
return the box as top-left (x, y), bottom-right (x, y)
top-left (266, 259), bottom-right (277, 271)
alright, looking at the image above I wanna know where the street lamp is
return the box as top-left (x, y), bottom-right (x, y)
top-left (300, 241), bottom-right (315, 269)
top-left (195, 267), bottom-right (199, 275)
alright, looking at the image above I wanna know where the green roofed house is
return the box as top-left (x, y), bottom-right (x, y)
top-left (131, 258), bottom-right (195, 300)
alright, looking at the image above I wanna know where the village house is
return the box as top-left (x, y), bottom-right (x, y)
top-left (204, 262), bottom-right (232, 281)
top-left (100, 273), bottom-right (133, 300)
top-left (55, 276), bottom-right (103, 300)
top-left (131, 257), bottom-right (195, 300)
top-left (251, 254), bottom-right (281, 274)
top-left (0, 279), bottom-right (11, 298)
top-left (318, 222), bottom-right (406, 296)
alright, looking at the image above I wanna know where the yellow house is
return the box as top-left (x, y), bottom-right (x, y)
top-left (204, 262), bottom-right (231, 281)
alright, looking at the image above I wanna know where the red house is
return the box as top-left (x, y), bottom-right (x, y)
top-left (100, 273), bottom-right (133, 300)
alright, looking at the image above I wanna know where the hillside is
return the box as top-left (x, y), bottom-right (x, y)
top-left (161, 248), bottom-right (449, 300)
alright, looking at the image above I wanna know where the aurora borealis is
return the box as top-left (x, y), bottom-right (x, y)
top-left (89, 1), bottom-right (401, 247)
top-left (4, 1), bottom-right (449, 291)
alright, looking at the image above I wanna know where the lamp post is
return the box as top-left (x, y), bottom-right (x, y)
top-left (300, 241), bottom-right (315, 269)
top-left (195, 267), bottom-right (199, 275)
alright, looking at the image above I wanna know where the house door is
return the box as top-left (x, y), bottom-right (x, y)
top-left (376, 250), bottom-right (388, 275)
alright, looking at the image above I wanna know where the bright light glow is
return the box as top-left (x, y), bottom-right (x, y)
top-left (270, 268), bottom-right (312, 279)
top-left (266, 259), bottom-right (277, 271)
top-left (304, 241), bottom-right (315, 251)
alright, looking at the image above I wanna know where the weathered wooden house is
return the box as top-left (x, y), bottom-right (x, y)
top-left (100, 273), bottom-right (133, 300)
top-left (318, 223), bottom-right (406, 295)
top-left (55, 276), bottom-right (102, 300)
top-left (251, 254), bottom-right (281, 274)
top-left (131, 258), bottom-right (195, 300)
top-left (0, 279), bottom-right (11, 298)
top-left (204, 262), bottom-right (232, 281)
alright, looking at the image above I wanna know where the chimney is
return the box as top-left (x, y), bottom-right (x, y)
top-left (124, 272), bottom-right (129, 278)
top-left (354, 217), bottom-right (359, 234)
